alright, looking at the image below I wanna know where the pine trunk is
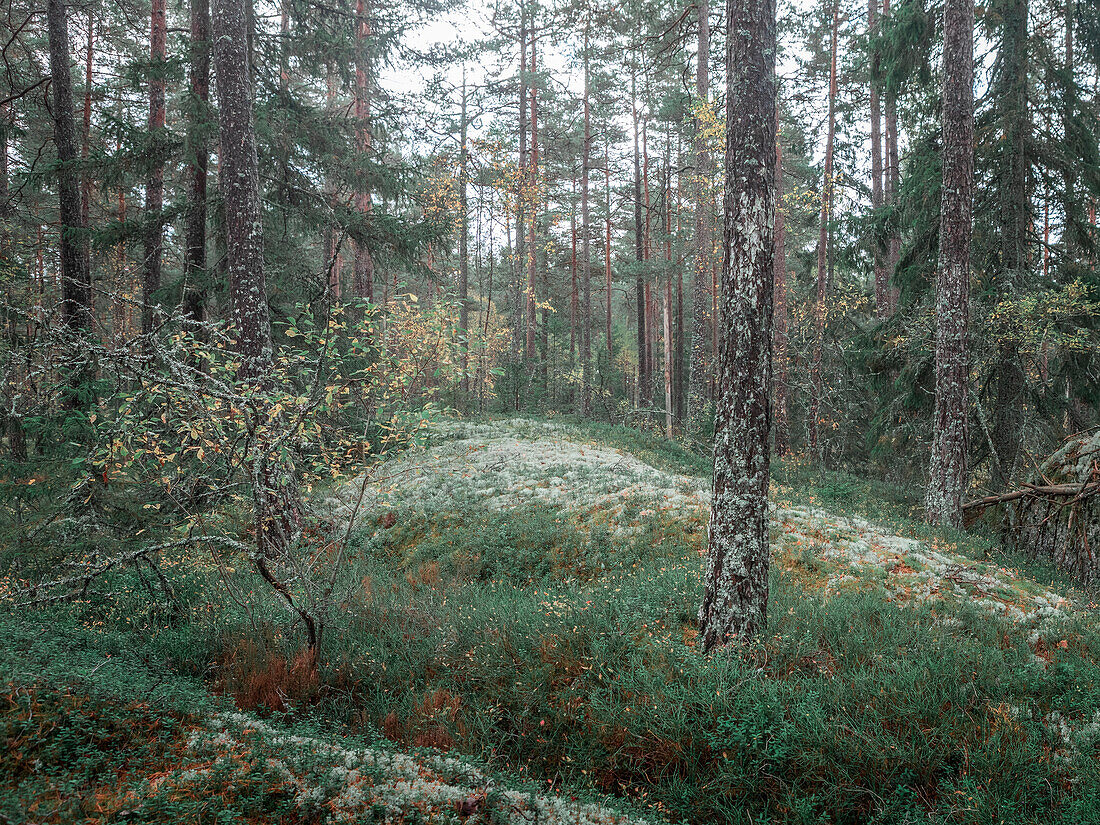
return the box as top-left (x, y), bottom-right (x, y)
top-left (323, 62), bottom-right (343, 299)
top-left (884, 0), bottom-right (901, 310)
top-left (688, 0), bottom-right (713, 431)
top-left (47, 0), bottom-right (93, 341)
top-left (570, 179), bottom-right (578, 363)
top-left (580, 25), bottom-right (592, 412)
top-left (353, 0), bottom-right (375, 302)
top-left (605, 147), bottom-right (613, 360)
top-left (183, 0), bottom-right (211, 325)
top-left (773, 118), bottom-right (790, 456)
top-left (926, 0), bottom-right (974, 528)
top-left (526, 32), bottom-right (539, 362)
top-left (142, 0), bottom-right (168, 336)
top-left (990, 0), bottom-right (1030, 490)
top-left (632, 71), bottom-right (646, 407)
top-left (459, 71), bottom-right (470, 395)
top-left (212, 0), bottom-right (272, 378)
top-left (698, 0), bottom-right (777, 651)
top-left (808, 0), bottom-right (838, 459)
top-left (515, 6), bottom-right (527, 361)
top-left (870, 0), bottom-right (888, 316)
top-left (663, 274), bottom-right (673, 437)
top-left (80, 11), bottom-right (92, 261)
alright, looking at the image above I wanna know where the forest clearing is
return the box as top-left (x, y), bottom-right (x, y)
top-left (2, 0), bottom-right (1100, 818)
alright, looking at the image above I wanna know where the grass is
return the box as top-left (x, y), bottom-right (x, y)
top-left (5, 417), bottom-right (1100, 824)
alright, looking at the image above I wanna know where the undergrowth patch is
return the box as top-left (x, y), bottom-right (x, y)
top-left (6, 419), bottom-right (1100, 824)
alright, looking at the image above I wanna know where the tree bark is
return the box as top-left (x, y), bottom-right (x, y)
top-left (870, 0), bottom-right (888, 316)
top-left (632, 69), bottom-right (646, 407)
top-left (773, 115), bottom-right (790, 456)
top-left (515, 3), bottom-right (527, 361)
top-left (884, 0), bottom-right (901, 310)
top-left (141, 0), bottom-right (168, 337)
top-left (643, 117), bottom-right (654, 401)
top-left (353, 0), bottom-right (375, 302)
top-left (80, 9), bottom-right (92, 267)
top-left (605, 146), bottom-right (613, 360)
top-left (1063, 0), bottom-right (1078, 257)
top-left (47, 0), bottom-right (93, 341)
top-left (990, 0), bottom-right (1030, 491)
top-left (183, 0), bottom-right (211, 326)
top-left (663, 155), bottom-right (674, 434)
top-left (212, 0), bottom-right (272, 378)
top-left (688, 0), bottom-right (713, 432)
top-left (808, 0), bottom-right (839, 459)
top-left (926, 0), bottom-right (974, 528)
top-left (526, 28), bottom-right (539, 362)
top-left (580, 23), bottom-right (592, 412)
top-left (570, 176), bottom-right (578, 363)
top-left (323, 61), bottom-right (343, 300)
top-left (459, 69), bottom-right (470, 395)
top-left (698, 0), bottom-right (776, 651)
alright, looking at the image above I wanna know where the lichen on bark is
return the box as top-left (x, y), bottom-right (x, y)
top-left (697, 0), bottom-right (776, 651)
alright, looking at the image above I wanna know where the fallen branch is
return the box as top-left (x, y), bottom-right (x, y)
top-left (963, 481), bottom-right (1099, 512)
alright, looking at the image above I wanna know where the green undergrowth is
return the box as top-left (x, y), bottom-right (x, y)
top-left (0, 614), bottom-right (660, 824)
top-left (321, 504), bottom-right (1100, 824)
top-left (6, 419), bottom-right (1100, 824)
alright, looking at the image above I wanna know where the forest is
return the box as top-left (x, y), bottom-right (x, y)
top-left (2, 0), bottom-right (1100, 819)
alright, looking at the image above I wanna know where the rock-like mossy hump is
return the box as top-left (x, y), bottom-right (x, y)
top-left (325, 417), bottom-right (1075, 632)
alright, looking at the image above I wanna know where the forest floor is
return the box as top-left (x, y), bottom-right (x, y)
top-left (5, 417), bottom-right (1100, 824)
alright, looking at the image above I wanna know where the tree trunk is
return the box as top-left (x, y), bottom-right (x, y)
top-left (642, 117), bottom-right (655, 403)
top-left (47, 0), bottom-right (93, 344)
top-left (605, 146), bottom-right (613, 360)
top-left (80, 9), bottom-right (92, 274)
top-left (663, 276), bottom-right (673, 437)
top-left (515, 4), bottom-right (527, 361)
top-left (773, 115), bottom-right (790, 456)
top-left (212, 0), bottom-right (271, 378)
top-left (698, 0), bottom-right (776, 651)
top-left (1063, 0), bottom-right (1078, 257)
top-left (459, 70), bottom-right (470, 395)
top-left (183, 0), bottom-right (211, 326)
top-left (990, 0), bottom-right (1030, 490)
top-left (808, 0), bottom-right (838, 459)
top-left (141, 0), bottom-right (168, 337)
top-left (526, 29), bottom-right (538, 362)
top-left (870, 0), bottom-right (888, 316)
top-left (663, 155), bottom-right (673, 434)
top-left (353, 0), bottom-right (375, 302)
top-left (632, 69), bottom-right (646, 408)
top-left (884, 0), bottom-right (901, 309)
top-left (926, 0), bottom-right (974, 528)
top-left (323, 61), bottom-right (343, 300)
top-left (688, 0), bottom-right (713, 432)
top-left (674, 139), bottom-right (685, 424)
top-left (570, 177), bottom-right (578, 364)
top-left (1, 101), bottom-right (25, 459)
top-left (580, 24), bottom-right (592, 413)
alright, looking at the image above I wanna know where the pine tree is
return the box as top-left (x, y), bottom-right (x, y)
top-left (46, 0), bottom-right (93, 342)
top-left (773, 110), bottom-right (790, 456)
top-left (212, 0), bottom-right (272, 378)
top-left (183, 0), bottom-right (212, 325)
top-left (989, 0), bottom-right (1031, 490)
top-left (141, 0), bottom-right (168, 336)
top-left (687, 0), bottom-right (713, 432)
top-left (698, 0), bottom-right (776, 651)
top-left (808, 0), bottom-right (839, 460)
top-left (926, 0), bottom-right (974, 528)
